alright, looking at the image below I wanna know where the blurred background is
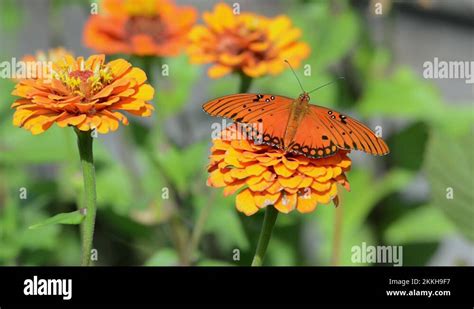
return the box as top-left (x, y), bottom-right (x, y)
top-left (0, 0), bottom-right (473, 266)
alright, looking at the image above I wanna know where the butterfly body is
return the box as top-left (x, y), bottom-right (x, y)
top-left (203, 92), bottom-right (389, 159)
top-left (282, 92), bottom-right (311, 150)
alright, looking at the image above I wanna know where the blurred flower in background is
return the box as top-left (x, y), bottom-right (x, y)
top-left (187, 3), bottom-right (310, 78)
top-left (22, 47), bottom-right (73, 65)
top-left (83, 0), bottom-right (196, 56)
top-left (13, 47), bottom-right (73, 81)
top-left (207, 125), bottom-right (351, 215)
top-left (11, 54), bottom-right (154, 134)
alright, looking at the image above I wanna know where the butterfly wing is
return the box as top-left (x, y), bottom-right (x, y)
top-left (203, 93), bottom-right (294, 149)
top-left (287, 104), bottom-right (389, 158)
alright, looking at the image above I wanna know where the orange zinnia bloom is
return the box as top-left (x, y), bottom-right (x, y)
top-left (11, 54), bottom-right (154, 135)
top-left (207, 125), bottom-right (351, 216)
top-left (188, 3), bottom-right (311, 78)
top-left (83, 0), bottom-right (196, 56)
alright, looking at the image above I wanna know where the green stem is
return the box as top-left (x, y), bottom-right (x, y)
top-left (187, 191), bottom-right (215, 263)
top-left (75, 129), bottom-right (97, 266)
top-left (251, 205), bottom-right (279, 266)
top-left (142, 56), bottom-right (162, 88)
top-left (238, 72), bottom-right (253, 93)
top-left (331, 202), bottom-right (343, 266)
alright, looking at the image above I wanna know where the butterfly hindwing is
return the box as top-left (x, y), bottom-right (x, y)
top-left (307, 105), bottom-right (389, 156)
top-left (288, 113), bottom-right (339, 158)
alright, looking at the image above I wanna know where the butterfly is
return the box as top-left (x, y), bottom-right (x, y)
top-left (203, 69), bottom-right (389, 159)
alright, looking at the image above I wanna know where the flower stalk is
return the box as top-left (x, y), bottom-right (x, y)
top-left (76, 129), bottom-right (97, 266)
top-left (251, 205), bottom-right (279, 266)
top-left (239, 72), bottom-right (253, 93)
top-left (331, 202), bottom-right (343, 266)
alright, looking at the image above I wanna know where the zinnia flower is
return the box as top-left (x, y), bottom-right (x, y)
top-left (11, 54), bottom-right (154, 134)
top-left (188, 3), bottom-right (311, 78)
top-left (207, 125), bottom-right (351, 215)
top-left (83, 0), bottom-right (197, 56)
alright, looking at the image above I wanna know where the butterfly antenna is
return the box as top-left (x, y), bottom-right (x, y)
top-left (308, 77), bottom-right (344, 94)
top-left (284, 60), bottom-right (305, 93)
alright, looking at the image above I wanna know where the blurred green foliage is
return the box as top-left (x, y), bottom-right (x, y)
top-left (0, 0), bottom-right (472, 266)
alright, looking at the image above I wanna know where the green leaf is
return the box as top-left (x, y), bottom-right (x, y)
top-left (0, 126), bottom-right (76, 164)
top-left (155, 141), bottom-right (208, 195)
top-left (342, 168), bottom-right (414, 234)
top-left (144, 248), bottom-right (179, 266)
top-left (18, 207), bottom-right (61, 252)
top-left (158, 54), bottom-right (200, 118)
top-left (385, 205), bottom-right (455, 244)
top-left (358, 68), bottom-right (473, 136)
top-left (197, 194), bottom-right (250, 251)
top-left (424, 130), bottom-right (474, 241)
top-left (95, 159), bottom-right (136, 215)
top-left (29, 210), bottom-right (85, 230)
top-left (295, 2), bottom-right (360, 72)
top-left (267, 237), bottom-right (297, 266)
top-left (312, 11), bottom-right (360, 71)
top-left (387, 122), bottom-right (429, 171)
top-left (0, 0), bottom-right (23, 30)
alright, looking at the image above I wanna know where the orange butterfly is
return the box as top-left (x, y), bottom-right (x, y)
top-left (203, 68), bottom-right (389, 159)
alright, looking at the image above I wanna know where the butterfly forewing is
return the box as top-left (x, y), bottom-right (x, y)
top-left (203, 93), bottom-right (294, 149)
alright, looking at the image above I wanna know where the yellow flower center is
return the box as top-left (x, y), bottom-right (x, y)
top-left (55, 63), bottom-right (113, 98)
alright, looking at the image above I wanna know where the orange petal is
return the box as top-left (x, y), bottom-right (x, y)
top-left (278, 175), bottom-right (304, 189)
top-left (317, 168), bottom-right (334, 182)
top-left (236, 188), bottom-right (259, 216)
top-left (107, 59), bottom-right (132, 78)
top-left (282, 156), bottom-right (299, 170)
top-left (223, 180), bottom-right (246, 196)
top-left (126, 67), bottom-right (147, 85)
top-left (274, 192), bottom-right (297, 213)
top-left (207, 170), bottom-right (227, 187)
top-left (245, 163), bottom-right (267, 176)
top-left (208, 64), bottom-right (232, 78)
top-left (56, 114), bottom-right (87, 127)
top-left (311, 181), bottom-right (332, 192)
top-left (253, 191), bottom-right (281, 208)
top-left (248, 179), bottom-right (272, 192)
top-left (274, 162), bottom-right (294, 177)
top-left (132, 84), bottom-right (154, 100)
top-left (230, 168), bottom-right (248, 179)
top-left (296, 189), bottom-right (318, 213)
top-left (299, 166), bottom-right (326, 177)
top-left (266, 181), bottom-right (283, 194)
